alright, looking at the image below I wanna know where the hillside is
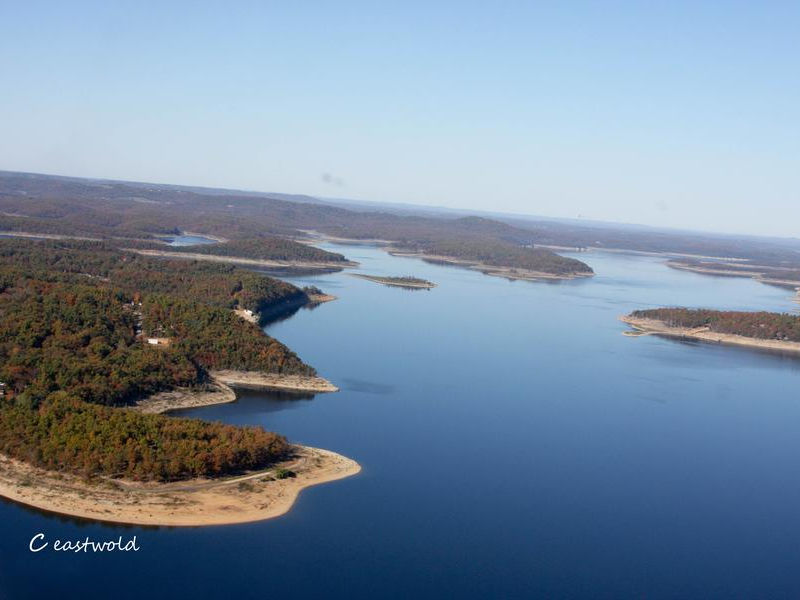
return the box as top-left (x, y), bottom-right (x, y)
top-left (0, 238), bottom-right (330, 482)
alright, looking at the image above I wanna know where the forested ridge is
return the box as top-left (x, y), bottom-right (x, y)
top-left (6, 169), bottom-right (800, 272)
top-left (0, 171), bottom-right (595, 276)
top-left (0, 239), bottom-right (320, 481)
top-left (165, 237), bottom-right (347, 262)
top-left (631, 308), bottom-right (800, 342)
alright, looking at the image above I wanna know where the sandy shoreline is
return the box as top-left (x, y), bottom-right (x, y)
top-left (123, 247), bottom-right (358, 270)
top-left (0, 446), bottom-right (360, 526)
top-left (667, 260), bottom-right (800, 288)
top-left (620, 315), bottom-right (800, 354)
top-left (0, 230), bottom-right (103, 241)
top-left (134, 382), bottom-right (238, 414)
top-left (211, 370), bottom-right (339, 393)
top-left (134, 370), bottom-right (338, 415)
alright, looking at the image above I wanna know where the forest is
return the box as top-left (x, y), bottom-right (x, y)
top-left (0, 238), bottom-right (321, 481)
top-left (0, 238), bottom-right (312, 315)
top-left (631, 308), bottom-right (800, 342)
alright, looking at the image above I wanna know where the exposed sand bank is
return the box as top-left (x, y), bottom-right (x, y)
top-left (124, 248), bottom-right (357, 270)
top-left (306, 293), bottom-right (337, 303)
top-left (133, 382), bottom-right (238, 414)
top-left (667, 260), bottom-right (800, 288)
top-left (388, 250), bottom-right (594, 282)
top-left (0, 230), bottom-right (102, 242)
top-left (134, 369), bottom-right (337, 415)
top-left (0, 446), bottom-right (360, 527)
top-left (211, 370), bottom-right (339, 393)
top-left (297, 230), bottom-right (393, 246)
top-left (620, 315), bottom-right (800, 354)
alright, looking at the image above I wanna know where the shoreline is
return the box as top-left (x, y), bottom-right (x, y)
top-left (388, 250), bottom-right (594, 282)
top-left (540, 244), bottom-right (750, 262)
top-left (123, 247), bottom-right (358, 270)
top-left (667, 260), bottom-right (800, 288)
top-left (211, 370), bottom-right (339, 393)
top-left (0, 230), bottom-right (103, 242)
top-left (296, 230), bottom-right (592, 282)
top-left (134, 370), bottom-right (338, 416)
top-left (620, 315), bottom-right (800, 354)
top-left (0, 446), bottom-right (360, 527)
top-left (133, 381), bottom-right (238, 414)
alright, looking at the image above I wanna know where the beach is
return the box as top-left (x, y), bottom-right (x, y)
top-left (0, 446), bottom-right (360, 527)
top-left (620, 315), bottom-right (800, 354)
top-left (124, 247), bottom-right (358, 270)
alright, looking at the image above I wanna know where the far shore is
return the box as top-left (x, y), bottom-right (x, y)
top-left (667, 260), bottom-right (800, 288)
top-left (0, 446), bottom-right (360, 527)
top-left (350, 273), bottom-right (436, 289)
top-left (620, 315), bottom-right (800, 354)
top-left (123, 247), bottom-right (358, 270)
top-left (0, 230), bottom-right (102, 242)
top-left (295, 231), bottom-right (592, 281)
top-left (388, 250), bottom-right (594, 282)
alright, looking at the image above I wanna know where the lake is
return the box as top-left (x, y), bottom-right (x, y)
top-left (2, 244), bottom-right (800, 599)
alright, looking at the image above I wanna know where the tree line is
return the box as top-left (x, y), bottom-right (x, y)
top-left (631, 308), bottom-right (800, 342)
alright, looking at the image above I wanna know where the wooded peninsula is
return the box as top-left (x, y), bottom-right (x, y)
top-left (0, 237), bottom-right (357, 524)
top-left (622, 308), bottom-right (800, 354)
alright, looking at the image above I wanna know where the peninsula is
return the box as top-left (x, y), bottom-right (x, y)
top-left (0, 237), bottom-right (356, 525)
top-left (0, 446), bottom-right (359, 526)
top-left (621, 308), bottom-right (800, 354)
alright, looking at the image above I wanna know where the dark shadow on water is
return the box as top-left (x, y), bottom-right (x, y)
top-left (0, 495), bottom-right (167, 530)
top-left (174, 389), bottom-right (318, 420)
top-left (261, 301), bottom-right (329, 326)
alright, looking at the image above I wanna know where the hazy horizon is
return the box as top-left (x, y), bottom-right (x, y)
top-left (1, 3), bottom-right (798, 237)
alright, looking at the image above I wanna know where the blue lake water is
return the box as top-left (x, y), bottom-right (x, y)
top-left (2, 245), bottom-right (800, 599)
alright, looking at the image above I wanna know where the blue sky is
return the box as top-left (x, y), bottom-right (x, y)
top-left (1, 2), bottom-right (798, 236)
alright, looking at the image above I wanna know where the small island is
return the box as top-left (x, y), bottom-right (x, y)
top-left (621, 308), bottom-right (800, 354)
top-left (351, 273), bottom-right (436, 289)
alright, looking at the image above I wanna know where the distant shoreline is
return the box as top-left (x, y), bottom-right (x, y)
top-left (0, 446), bottom-right (360, 527)
top-left (297, 231), bottom-right (593, 281)
top-left (388, 250), bottom-right (594, 282)
top-left (620, 315), bottom-right (800, 354)
top-left (123, 247), bottom-right (358, 270)
top-left (667, 260), bottom-right (800, 288)
top-left (350, 273), bottom-right (436, 289)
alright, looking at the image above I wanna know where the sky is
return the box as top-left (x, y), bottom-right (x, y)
top-left (0, 1), bottom-right (798, 237)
